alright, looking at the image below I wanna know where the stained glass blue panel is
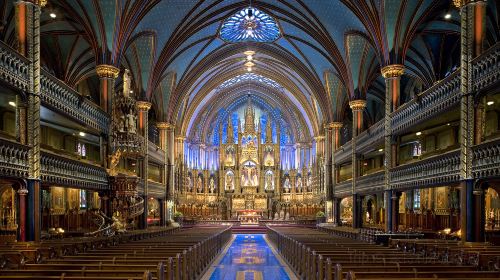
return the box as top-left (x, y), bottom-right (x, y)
top-left (220, 7), bottom-right (281, 43)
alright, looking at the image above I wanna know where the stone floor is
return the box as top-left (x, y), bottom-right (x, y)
top-left (205, 234), bottom-right (294, 280)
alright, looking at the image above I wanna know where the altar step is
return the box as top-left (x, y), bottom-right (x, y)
top-left (231, 225), bottom-right (268, 234)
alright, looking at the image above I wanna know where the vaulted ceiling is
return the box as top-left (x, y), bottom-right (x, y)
top-left (1, 0), bottom-right (498, 138)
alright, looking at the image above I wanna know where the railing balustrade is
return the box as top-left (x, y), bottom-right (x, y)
top-left (0, 137), bottom-right (29, 178)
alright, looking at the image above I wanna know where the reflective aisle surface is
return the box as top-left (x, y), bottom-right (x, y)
top-left (208, 234), bottom-right (291, 280)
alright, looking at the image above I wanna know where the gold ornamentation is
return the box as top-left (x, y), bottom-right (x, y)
top-left (381, 64), bottom-right (405, 78)
top-left (453, 0), bottom-right (474, 8)
top-left (136, 101), bottom-right (152, 111)
top-left (96, 64), bottom-right (120, 79)
top-left (156, 122), bottom-right (174, 130)
top-left (349, 99), bottom-right (367, 111)
top-left (328, 122), bottom-right (343, 129)
top-left (107, 150), bottom-right (122, 176)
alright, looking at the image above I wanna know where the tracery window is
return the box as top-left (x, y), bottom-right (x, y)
top-left (220, 7), bottom-right (281, 43)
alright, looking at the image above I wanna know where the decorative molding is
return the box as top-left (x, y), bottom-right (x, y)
top-left (349, 99), bottom-right (367, 111)
top-left (390, 149), bottom-right (460, 190)
top-left (381, 64), bottom-right (405, 78)
top-left (136, 101), bottom-right (152, 111)
top-left (156, 122), bottom-right (175, 130)
top-left (95, 64), bottom-right (120, 79)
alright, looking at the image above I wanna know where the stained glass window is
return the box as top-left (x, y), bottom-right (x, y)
top-left (220, 7), bottom-right (281, 43)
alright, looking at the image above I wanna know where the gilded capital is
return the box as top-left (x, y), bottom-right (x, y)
top-left (30, 0), bottom-right (47, 7)
top-left (314, 135), bottom-right (325, 141)
top-left (381, 64), bottom-right (405, 78)
top-left (136, 101), bottom-right (152, 111)
top-left (452, 0), bottom-right (475, 8)
top-left (329, 122), bottom-right (343, 130)
top-left (96, 64), bottom-right (120, 79)
top-left (349, 99), bottom-right (367, 111)
top-left (156, 122), bottom-right (175, 130)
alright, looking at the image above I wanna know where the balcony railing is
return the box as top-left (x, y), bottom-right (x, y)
top-left (0, 41), bottom-right (29, 92)
top-left (390, 149), bottom-right (460, 190)
top-left (334, 140), bottom-right (352, 164)
top-left (0, 41), bottom-right (109, 133)
top-left (472, 42), bottom-right (500, 92)
top-left (148, 180), bottom-right (166, 198)
top-left (0, 137), bottom-right (29, 178)
top-left (356, 170), bottom-right (384, 194)
top-left (392, 71), bottom-right (460, 134)
top-left (40, 70), bottom-right (109, 133)
top-left (472, 138), bottom-right (500, 179)
top-left (356, 120), bottom-right (384, 154)
top-left (148, 141), bottom-right (165, 164)
top-left (41, 150), bottom-right (108, 190)
top-left (334, 180), bottom-right (352, 197)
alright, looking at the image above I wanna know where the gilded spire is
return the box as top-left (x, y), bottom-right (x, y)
top-left (227, 115), bottom-right (234, 143)
top-left (244, 95), bottom-right (256, 133)
top-left (265, 116), bottom-right (273, 143)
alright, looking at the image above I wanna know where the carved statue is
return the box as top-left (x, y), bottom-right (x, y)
top-left (307, 175), bottom-right (312, 192)
top-left (118, 115), bottom-right (126, 132)
top-left (265, 172), bottom-right (274, 190)
top-left (187, 176), bottom-right (192, 192)
top-left (274, 212), bottom-right (279, 220)
top-left (197, 176), bottom-right (203, 193)
top-left (226, 172), bottom-right (234, 190)
top-left (107, 150), bottom-right (122, 176)
top-left (123, 69), bottom-right (131, 98)
top-left (284, 177), bottom-right (290, 193)
top-left (111, 212), bottom-right (126, 233)
top-left (209, 177), bottom-right (215, 193)
top-left (127, 109), bottom-right (137, 134)
top-left (296, 177), bottom-right (303, 192)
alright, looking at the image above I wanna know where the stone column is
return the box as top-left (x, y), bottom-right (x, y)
top-left (17, 187), bottom-right (28, 241)
top-left (95, 64), bottom-right (119, 170)
top-left (381, 64), bottom-right (405, 232)
top-left (96, 65), bottom-right (120, 114)
top-left (16, 0), bottom-right (44, 242)
top-left (156, 122), bottom-right (170, 226)
top-left (166, 123), bottom-right (176, 221)
top-left (328, 122), bottom-right (342, 224)
top-left (136, 101), bottom-right (151, 229)
top-left (323, 125), bottom-right (332, 215)
top-left (455, 0), bottom-right (487, 242)
top-left (349, 100), bottom-right (366, 228)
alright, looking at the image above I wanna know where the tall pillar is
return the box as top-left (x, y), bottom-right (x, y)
top-left (137, 101), bottom-right (151, 229)
top-left (16, 0), bottom-right (45, 242)
top-left (156, 122), bottom-right (170, 226)
top-left (455, 0), bottom-right (487, 242)
top-left (17, 187), bottom-right (28, 241)
top-left (95, 65), bottom-right (119, 171)
top-left (323, 125), bottom-right (332, 199)
top-left (166, 123), bottom-right (176, 221)
top-left (349, 100), bottom-right (366, 228)
top-left (96, 65), bottom-right (120, 114)
top-left (381, 64), bottom-right (405, 232)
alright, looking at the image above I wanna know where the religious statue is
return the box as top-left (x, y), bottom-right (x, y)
top-left (118, 115), bottom-right (126, 132)
top-left (123, 69), bottom-right (131, 98)
top-left (284, 177), bottom-right (290, 193)
top-left (296, 177), bottom-right (303, 192)
top-left (285, 212), bottom-right (290, 221)
top-left (197, 176), bottom-right (203, 193)
top-left (187, 176), bottom-right (192, 192)
top-left (265, 172), bottom-right (274, 190)
top-left (225, 172), bottom-right (234, 190)
top-left (127, 109), bottom-right (137, 134)
top-left (209, 177), bottom-right (215, 193)
top-left (274, 212), bottom-right (279, 220)
top-left (306, 175), bottom-right (312, 192)
top-left (251, 169), bottom-right (258, 186)
top-left (279, 209), bottom-right (285, 220)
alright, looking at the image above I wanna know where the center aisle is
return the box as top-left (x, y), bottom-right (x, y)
top-left (202, 234), bottom-right (296, 280)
